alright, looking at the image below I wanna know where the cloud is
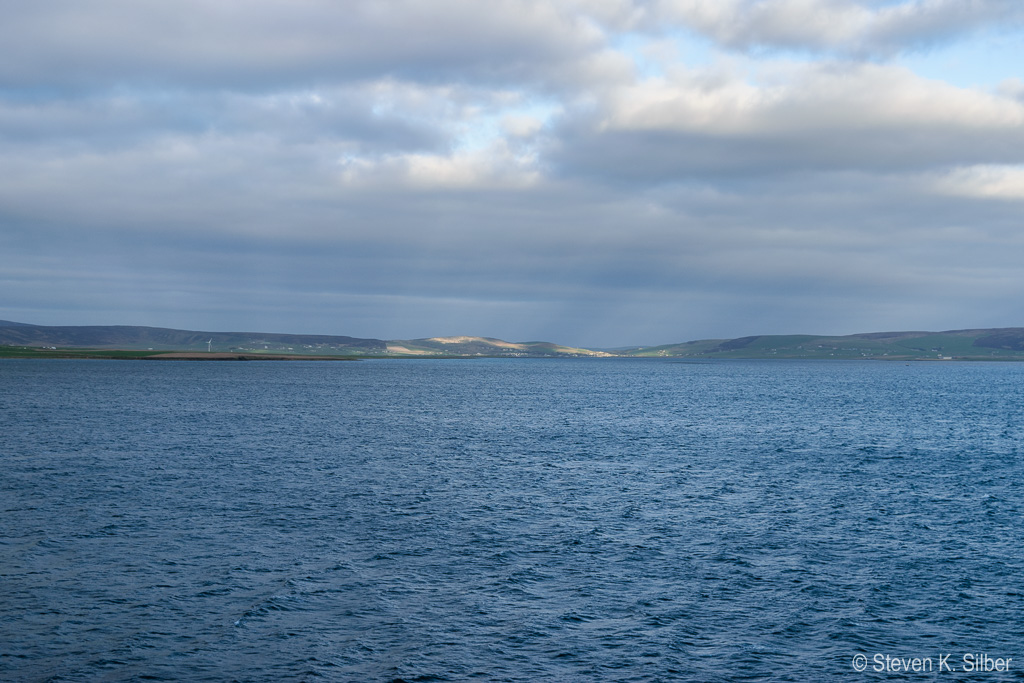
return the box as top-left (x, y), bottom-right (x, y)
top-left (932, 164), bottom-right (1024, 200)
top-left (0, 0), bottom-right (605, 90)
top-left (657, 0), bottom-right (1024, 57)
top-left (339, 145), bottom-right (541, 190)
top-left (0, 86), bottom-right (449, 156)
top-left (3, 1), bottom-right (1024, 345)
top-left (552, 61), bottom-right (1024, 181)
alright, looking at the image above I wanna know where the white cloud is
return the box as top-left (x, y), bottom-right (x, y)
top-left (656, 0), bottom-right (1024, 57)
top-left (933, 164), bottom-right (1024, 200)
top-left (602, 61), bottom-right (1024, 134)
top-left (553, 61), bottom-right (1024, 180)
top-left (998, 78), bottom-right (1024, 101)
top-left (501, 114), bottom-right (546, 138)
top-left (339, 144), bottom-right (541, 190)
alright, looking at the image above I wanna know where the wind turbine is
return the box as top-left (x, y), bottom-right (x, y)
top-left (207, 339), bottom-right (213, 352)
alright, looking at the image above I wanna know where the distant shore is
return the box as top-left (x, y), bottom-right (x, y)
top-left (145, 352), bottom-right (358, 361)
top-left (5, 321), bottom-right (1024, 361)
top-left (0, 347), bottom-right (360, 360)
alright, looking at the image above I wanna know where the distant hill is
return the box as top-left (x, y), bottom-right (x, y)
top-left (3, 320), bottom-right (1024, 359)
top-left (0, 322), bottom-right (606, 357)
top-left (622, 329), bottom-right (1024, 360)
top-left (0, 320), bottom-right (386, 354)
top-left (384, 336), bottom-right (613, 357)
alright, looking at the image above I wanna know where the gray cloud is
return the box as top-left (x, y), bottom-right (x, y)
top-left (0, 0), bottom-right (604, 90)
top-left (552, 62), bottom-right (1024, 182)
top-left (2, 1), bottom-right (1024, 346)
top-left (658, 0), bottom-right (1024, 57)
top-left (5, 160), bottom-right (1023, 344)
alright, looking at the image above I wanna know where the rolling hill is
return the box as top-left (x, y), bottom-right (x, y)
top-left (622, 329), bottom-right (1024, 360)
top-left (0, 320), bottom-right (386, 354)
top-left (3, 320), bottom-right (1024, 360)
top-left (0, 322), bottom-right (607, 358)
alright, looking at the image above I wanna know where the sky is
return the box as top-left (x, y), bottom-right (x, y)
top-left (2, 0), bottom-right (1024, 347)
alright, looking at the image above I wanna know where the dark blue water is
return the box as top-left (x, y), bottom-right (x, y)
top-left (3, 359), bottom-right (1023, 681)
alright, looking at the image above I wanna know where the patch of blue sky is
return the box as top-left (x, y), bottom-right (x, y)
top-left (611, 29), bottom-right (718, 78)
top-left (452, 100), bottom-right (561, 153)
top-left (895, 28), bottom-right (1024, 90)
top-left (450, 117), bottom-right (501, 153)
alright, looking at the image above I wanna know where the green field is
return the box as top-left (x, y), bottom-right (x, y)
top-left (0, 347), bottom-right (361, 360)
top-left (0, 346), bottom-right (166, 359)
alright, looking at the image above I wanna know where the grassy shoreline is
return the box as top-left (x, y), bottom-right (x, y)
top-left (5, 345), bottom-right (1024, 361)
top-left (0, 347), bottom-right (360, 361)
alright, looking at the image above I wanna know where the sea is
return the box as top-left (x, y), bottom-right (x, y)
top-left (2, 358), bottom-right (1023, 682)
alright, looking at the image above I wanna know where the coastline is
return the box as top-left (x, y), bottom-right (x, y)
top-left (145, 352), bottom-right (359, 361)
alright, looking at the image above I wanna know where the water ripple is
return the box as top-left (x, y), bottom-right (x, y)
top-left (2, 359), bottom-right (1023, 680)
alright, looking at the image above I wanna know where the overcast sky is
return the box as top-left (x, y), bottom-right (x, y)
top-left (3, 0), bottom-right (1024, 346)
